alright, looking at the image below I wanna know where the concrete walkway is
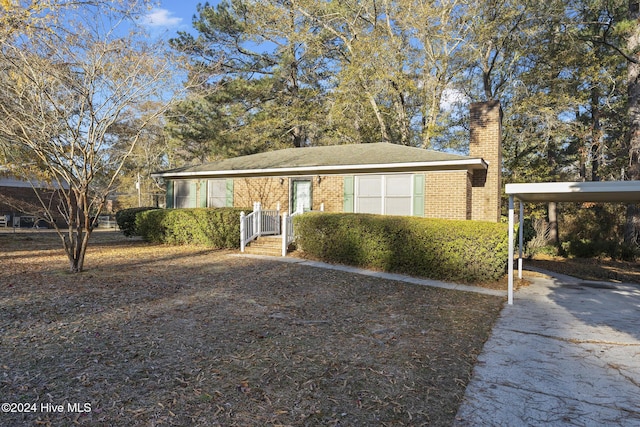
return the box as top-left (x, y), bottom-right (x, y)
top-left (234, 253), bottom-right (507, 298)
top-left (454, 270), bottom-right (640, 426)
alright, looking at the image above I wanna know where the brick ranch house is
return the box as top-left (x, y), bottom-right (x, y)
top-left (152, 101), bottom-right (502, 223)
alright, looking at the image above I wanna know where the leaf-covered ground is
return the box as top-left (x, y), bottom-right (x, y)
top-left (0, 230), bottom-right (505, 426)
top-left (528, 254), bottom-right (640, 285)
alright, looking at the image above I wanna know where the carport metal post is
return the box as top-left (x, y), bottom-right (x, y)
top-left (507, 195), bottom-right (525, 305)
top-left (519, 201), bottom-right (524, 279)
top-left (508, 196), bottom-right (514, 304)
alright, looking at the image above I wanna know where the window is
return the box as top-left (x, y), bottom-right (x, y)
top-left (207, 179), bottom-right (227, 208)
top-left (355, 174), bottom-right (412, 216)
top-left (384, 175), bottom-right (412, 215)
top-left (174, 180), bottom-right (194, 208)
top-left (357, 176), bottom-right (383, 214)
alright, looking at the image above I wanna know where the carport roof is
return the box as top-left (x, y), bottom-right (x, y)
top-left (506, 180), bottom-right (640, 305)
top-left (505, 181), bottom-right (640, 203)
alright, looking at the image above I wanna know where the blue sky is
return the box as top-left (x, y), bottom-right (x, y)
top-left (140, 1), bottom-right (221, 36)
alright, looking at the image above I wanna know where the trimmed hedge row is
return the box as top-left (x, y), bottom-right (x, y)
top-left (294, 212), bottom-right (509, 283)
top-left (135, 208), bottom-right (247, 248)
top-left (115, 207), bottom-right (159, 236)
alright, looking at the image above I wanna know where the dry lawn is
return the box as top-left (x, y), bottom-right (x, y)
top-left (0, 230), bottom-right (507, 426)
top-left (528, 254), bottom-right (640, 285)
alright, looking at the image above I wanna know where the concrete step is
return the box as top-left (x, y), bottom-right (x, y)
top-left (243, 248), bottom-right (284, 257)
top-left (243, 236), bottom-right (291, 256)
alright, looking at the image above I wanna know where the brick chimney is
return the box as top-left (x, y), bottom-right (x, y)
top-left (469, 100), bottom-right (502, 222)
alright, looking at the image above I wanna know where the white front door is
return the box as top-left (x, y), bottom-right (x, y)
top-left (292, 180), bottom-right (312, 212)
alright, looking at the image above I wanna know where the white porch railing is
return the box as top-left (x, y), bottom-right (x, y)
top-left (240, 202), bottom-right (282, 252)
top-left (241, 201), bottom-right (310, 256)
top-left (281, 201), bottom-right (304, 256)
top-left (240, 203), bottom-right (259, 253)
top-left (260, 206), bottom-right (281, 236)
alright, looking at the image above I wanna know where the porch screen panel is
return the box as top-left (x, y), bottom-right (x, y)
top-left (384, 175), bottom-right (412, 216)
top-left (208, 179), bottom-right (227, 208)
top-left (357, 175), bottom-right (382, 214)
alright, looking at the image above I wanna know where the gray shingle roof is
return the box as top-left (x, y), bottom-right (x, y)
top-left (153, 143), bottom-right (486, 178)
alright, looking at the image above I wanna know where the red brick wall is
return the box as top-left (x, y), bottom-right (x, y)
top-left (312, 175), bottom-right (343, 212)
top-left (231, 164), bottom-right (499, 222)
top-left (233, 176), bottom-right (344, 213)
top-left (233, 177), bottom-right (289, 211)
top-left (469, 101), bottom-right (502, 222)
top-left (424, 171), bottom-right (471, 220)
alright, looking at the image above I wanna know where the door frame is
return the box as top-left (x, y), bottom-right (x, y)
top-left (290, 177), bottom-right (313, 213)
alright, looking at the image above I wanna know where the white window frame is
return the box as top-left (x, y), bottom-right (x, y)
top-left (354, 174), bottom-right (414, 216)
top-left (174, 180), bottom-right (193, 209)
top-left (290, 177), bottom-right (313, 213)
top-left (207, 179), bottom-right (227, 208)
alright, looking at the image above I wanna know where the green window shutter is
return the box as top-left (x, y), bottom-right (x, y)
top-left (225, 179), bottom-right (234, 207)
top-left (343, 176), bottom-right (354, 213)
top-left (189, 180), bottom-right (197, 207)
top-left (199, 180), bottom-right (207, 207)
top-left (165, 180), bottom-right (174, 208)
top-left (412, 174), bottom-right (425, 217)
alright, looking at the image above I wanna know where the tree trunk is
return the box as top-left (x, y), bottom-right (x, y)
top-left (625, 1), bottom-right (640, 245)
top-left (421, 83), bottom-right (445, 149)
top-left (591, 87), bottom-right (601, 181)
top-left (367, 90), bottom-right (391, 143)
top-left (59, 191), bottom-right (95, 273)
top-left (292, 125), bottom-right (306, 147)
top-left (391, 81), bottom-right (410, 145)
top-left (548, 202), bottom-right (559, 245)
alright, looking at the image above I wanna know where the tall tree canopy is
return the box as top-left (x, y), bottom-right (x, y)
top-left (169, 0), bottom-right (490, 153)
top-left (169, 1), bottom-right (632, 162)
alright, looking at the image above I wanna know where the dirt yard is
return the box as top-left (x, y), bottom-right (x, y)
top-left (0, 230), bottom-right (505, 426)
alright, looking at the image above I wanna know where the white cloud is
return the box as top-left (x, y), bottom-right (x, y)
top-left (440, 88), bottom-right (469, 111)
top-left (141, 8), bottom-right (182, 28)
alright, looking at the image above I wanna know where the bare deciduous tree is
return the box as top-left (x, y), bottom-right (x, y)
top-left (0, 1), bottom-right (183, 272)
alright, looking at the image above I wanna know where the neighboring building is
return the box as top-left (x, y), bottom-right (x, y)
top-left (152, 101), bottom-right (503, 222)
top-left (0, 176), bottom-right (67, 227)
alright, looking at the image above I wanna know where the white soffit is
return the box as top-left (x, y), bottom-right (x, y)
top-left (152, 159), bottom-right (487, 179)
top-left (505, 181), bottom-right (640, 203)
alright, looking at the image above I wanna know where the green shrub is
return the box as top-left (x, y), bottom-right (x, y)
top-left (558, 202), bottom-right (637, 260)
top-left (562, 239), bottom-right (638, 261)
top-left (294, 213), bottom-right (509, 283)
top-left (135, 208), bottom-right (247, 248)
top-left (115, 207), bottom-right (159, 236)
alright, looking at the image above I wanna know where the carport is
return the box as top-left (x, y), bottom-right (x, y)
top-left (505, 180), bottom-right (640, 304)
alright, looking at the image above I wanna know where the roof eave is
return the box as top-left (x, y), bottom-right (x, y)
top-left (151, 159), bottom-right (487, 179)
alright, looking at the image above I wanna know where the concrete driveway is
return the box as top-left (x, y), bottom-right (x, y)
top-left (454, 270), bottom-right (640, 426)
